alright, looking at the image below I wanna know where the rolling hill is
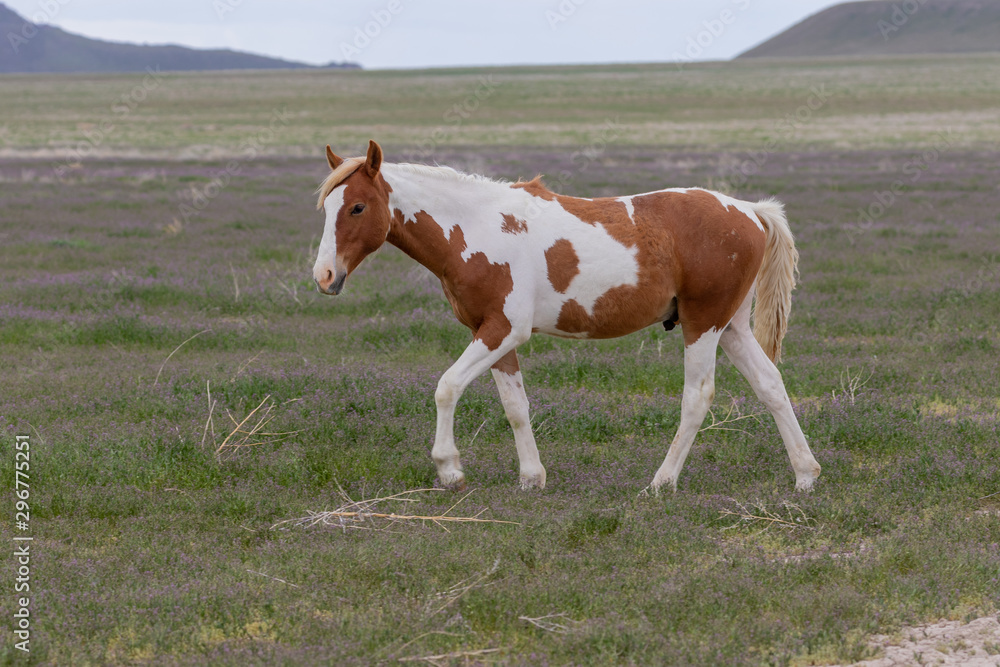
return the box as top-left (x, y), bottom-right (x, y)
top-left (739, 0), bottom-right (1000, 59)
top-left (0, 2), bottom-right (358, 73)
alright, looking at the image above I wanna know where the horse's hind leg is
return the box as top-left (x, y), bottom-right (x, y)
top-left (650, 326), bottom-right (725, 493)
top-left (719, 294), bottom-right (821, 491)
top-left (491, 351), bottom-right (546, 489)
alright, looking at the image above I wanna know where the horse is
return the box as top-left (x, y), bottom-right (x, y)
top-left (312, 140), bottom-right (821, 493)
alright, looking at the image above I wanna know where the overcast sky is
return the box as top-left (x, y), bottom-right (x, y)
top-left (5, 0), bottom-right (845, 69)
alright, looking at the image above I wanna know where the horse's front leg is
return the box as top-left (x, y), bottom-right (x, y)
top-left (432, 328), bottom-right (525, 490)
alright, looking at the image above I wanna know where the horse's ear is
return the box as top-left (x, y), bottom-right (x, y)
top-left (326, 145), bottom-right (344, 171)
top-left (365, 140), bottom-right (383, 177)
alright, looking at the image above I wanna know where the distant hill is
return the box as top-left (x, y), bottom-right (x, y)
top-left (739, 0), bottom-right (1000, 59)
top-left (0, 2), bottom-right (358, 73)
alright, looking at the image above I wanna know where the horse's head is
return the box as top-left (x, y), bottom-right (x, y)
top-left (313, 140), bottom-right (392, 295)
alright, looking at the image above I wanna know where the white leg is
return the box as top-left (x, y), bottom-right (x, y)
top-left (651, 327), bottom-right (724, 493)
top-left (719, 296), bottom-right (821, 491)
top-left (491, 362), bottom-right (546, 489)
top-left (432, 335), bottom-right (524, 490)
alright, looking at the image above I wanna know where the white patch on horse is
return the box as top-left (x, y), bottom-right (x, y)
top-left (313, 185), bottom-right (346, 281)
top-left (619, 196), bottom-right (635, 223)
top-left (704, 189), bottom-right (766, 232)
top-left (543, 202), bottom-right (639, 316)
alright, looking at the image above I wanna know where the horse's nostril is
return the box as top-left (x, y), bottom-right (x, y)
top-left (325, 269), bottom-right (333, 282)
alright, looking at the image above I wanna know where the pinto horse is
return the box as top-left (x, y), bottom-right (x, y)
top-left (312, 141), bottom-right (821, 493)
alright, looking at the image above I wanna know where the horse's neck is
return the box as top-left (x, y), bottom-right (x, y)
top-left (383, 164), bottom-right (501, 276)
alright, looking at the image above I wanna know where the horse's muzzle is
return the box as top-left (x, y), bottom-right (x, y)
top-left (316, 271), bottom-right (347, 296)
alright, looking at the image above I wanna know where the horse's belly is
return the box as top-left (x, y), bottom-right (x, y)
top-left (532, 279), bottom-right (674, 340)
top-left (528, 227), bottom-right (676, 339)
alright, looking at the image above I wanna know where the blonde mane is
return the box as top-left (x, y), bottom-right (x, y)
top-left (315, 157), bottom-right (366, 210)
top-left (317, 158), bottom-right (523, 211)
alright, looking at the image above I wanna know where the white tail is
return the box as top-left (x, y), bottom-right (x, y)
top-left (751, 199), bottom-right (798, 363)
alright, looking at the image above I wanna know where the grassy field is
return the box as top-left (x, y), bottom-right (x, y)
top-left (1, 56), bottom-right (999, 665)
top-left (2, 53), bottom-right (1000, 158)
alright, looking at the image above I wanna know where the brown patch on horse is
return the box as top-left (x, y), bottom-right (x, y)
top-left (544, 239), bottom-right (580, 294)
top-left (631, 189), bottom-right (765, 346)
top-left (512, 177), bottom-right (636, 247)
top-left (491, 349), bottom-right (520, 376)
top-left (511, 176), bottom-right (555, 201)
top-left (555, 282), bottom-right (676, 339)
top-left (554, 196), bottom-right (637, 249)
top-left (389, 208), bottom-right (514, 351)
top-left (554, 299), bottom-right (590, 334)
top-left (501, 213), bottom-right (528, 235)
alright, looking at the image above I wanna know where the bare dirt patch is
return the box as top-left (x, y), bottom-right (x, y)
top-left (842, 616), bottom-right (1000, 666)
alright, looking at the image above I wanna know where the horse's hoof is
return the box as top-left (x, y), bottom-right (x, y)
top-left (438, 473), bottom-right (467, 492)
top-left (519, 470), bottom-right (546, 490)
top-left (648, 476), bottom-right (677, 496)
top-left (795, 478), bottom-right (817, 492)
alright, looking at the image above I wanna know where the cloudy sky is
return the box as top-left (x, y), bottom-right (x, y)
top-left (6, 0), bottom-right (845, 69)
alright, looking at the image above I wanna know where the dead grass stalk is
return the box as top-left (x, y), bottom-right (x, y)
top-left (397, 647), bottom-right (500, 665)
top-left (206, 393), bottom-right (301, 460)
top-left (425, 556), bottom-right (501, 617)
top-left (270, 486), bottom-right (520, 533)
top-left (719, 498), bottom-right (817, 533)
top-left (519, 612), bottom-right (581, 634)
top-left (699, 392), bottom-right (763, 435)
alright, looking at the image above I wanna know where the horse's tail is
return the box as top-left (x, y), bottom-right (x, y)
top-left (751, 199), bottom-right (798, 364)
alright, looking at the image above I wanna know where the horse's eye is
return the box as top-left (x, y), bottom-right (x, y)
top-left (351, 203), bottom-right (366, 215)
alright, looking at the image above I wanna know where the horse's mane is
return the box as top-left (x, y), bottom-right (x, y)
top-left (392, 162), bottom-right (507, 186)
top-left (315, 157), bottom-right (366, 210)
top-left (316, 159), bottom-right (528, 211)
